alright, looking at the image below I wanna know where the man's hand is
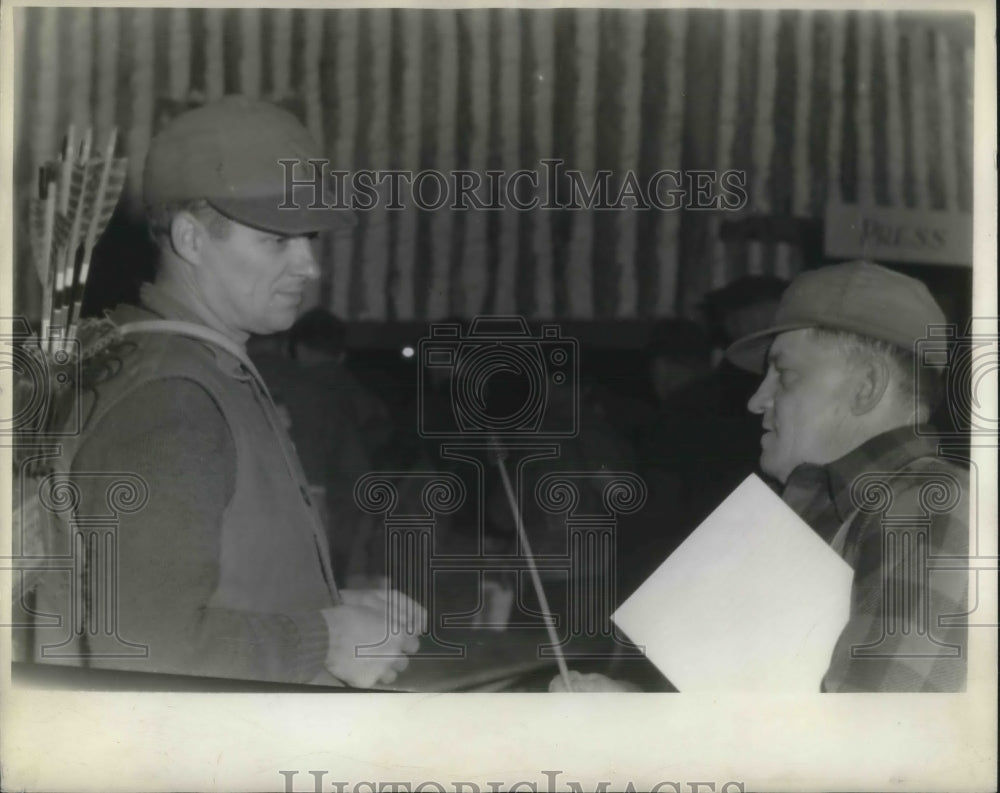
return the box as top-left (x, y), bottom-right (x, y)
top-left (321, 588), bottom-right (427, 688)
top-left (548, 670), bottom-right (638, 692)
top-left (339, 587), bottom-right (428, 634)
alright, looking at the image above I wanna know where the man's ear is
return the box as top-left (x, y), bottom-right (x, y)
top-left (851, 355), bottom-right (891, 415)
top-left (168, 211), bottom-right (204, 265)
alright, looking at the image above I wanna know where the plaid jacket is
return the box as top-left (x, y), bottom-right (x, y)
top-left (782, 425), bottom-right (969, 692)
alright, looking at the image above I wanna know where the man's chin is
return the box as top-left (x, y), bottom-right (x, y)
top-left (758, 453), bottom-right (788, 485)
top-left (261, 307), bottom-right (301, 335)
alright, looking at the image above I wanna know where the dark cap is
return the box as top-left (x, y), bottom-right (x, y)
top-left (703, 275), bottom-right (789, 315)
top-left (646, 318), bottom-right (712, 363)
top-left (725, 260), bottom-right (946, 373)
top-left (142, 96), bottom-right (352, 235)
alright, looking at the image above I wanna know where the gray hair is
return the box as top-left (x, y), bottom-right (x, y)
top-left (808, 327), bottom-right (942, 422)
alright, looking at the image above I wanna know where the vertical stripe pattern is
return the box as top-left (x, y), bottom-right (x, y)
top-left (826, 13), bottom-right (848, 204)
top-left (392, 9), bottom-right (422, 321)
top-left (168, 9), bottom-right (191, 102)
top-left (530, 12), bottom-right (555, 319)
top-left (94, 11), bottom-right (119, 142)
top-left (493, 9), bottom-right (520, 314)
top-left (301, 11), bottom-right (324, 147)
top-left (329, 9), bottom-right (359, 319)
top-left (712, 10), bottom-right (741, 288)
top-left (908, 28), bottom-right (931, 208)
top-left (881, 12), bottom-right (904, 207)
top-left (935, 32), bottom-right (960, 211)
top-left (12, 8), bottom-right (975, 324)
top-left (614, 11), bottom-right (645, 317)
top-left (791, 11), bottom-right (814, 216)
top-left (655, 9), bottom-right (687, 316)
top-left (359, 11), bottom-right (391, 320)
top-left (70, 9), bottom-right (94, 132)
top-left (460, 11), bottom-right (490, 317)
top-left (31, 8), bottom-right (61, 181)
top-left (749, 11), bottom-right (779, 276)
top-left (270, 9), bottom-right (292, 100)
top-left (427, 11), bottom-right (458, 320)
top-left (567, 8), bottom-right (598, 318)
top-left (126, 10), bottom-right (154, 204)
top-left (203, 10), bottom-right (224, 101)
top-left (239, 8), bottom-right (261, 100)
top-left (855, 11), bottom-right (875, 207)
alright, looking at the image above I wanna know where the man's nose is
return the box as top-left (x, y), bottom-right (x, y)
top-left (289, 237), bottom-right (321, 280)
top-left (747, 376), bottom-right (772, 415)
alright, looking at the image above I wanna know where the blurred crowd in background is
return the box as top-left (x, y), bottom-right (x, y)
top-left (247, 275), bottom-right (794, 601)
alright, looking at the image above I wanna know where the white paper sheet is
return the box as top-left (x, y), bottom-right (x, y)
top-left (612, 474), bottom-right (854, 692)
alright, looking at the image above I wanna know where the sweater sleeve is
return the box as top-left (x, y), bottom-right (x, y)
top-left (72, 377), bottom-right (330, 684)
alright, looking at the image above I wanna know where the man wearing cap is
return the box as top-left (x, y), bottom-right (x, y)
top-left (727, 260), bottom-right (967, 692)
top-left (28, 97), bottom-right (423, 687)
top-left (554, 261), bottom-right (968, 693)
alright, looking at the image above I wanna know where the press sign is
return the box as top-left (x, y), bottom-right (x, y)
top-left (824, 203), bottom-right (972, 267)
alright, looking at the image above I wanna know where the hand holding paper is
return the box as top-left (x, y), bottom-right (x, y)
top-left (611, 475), bottom-right (853, 692)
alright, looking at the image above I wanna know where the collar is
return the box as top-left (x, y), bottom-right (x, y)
top-left (138, 281), bottom-right (240, 337)
top-left (109, 282), bottom-right (248, 379)
top-left (784, 424), bottom-right (939, 524)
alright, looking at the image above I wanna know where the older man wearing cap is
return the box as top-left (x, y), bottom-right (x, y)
top-left (553, 261), bottom-right (968, 693)
top-left (28, 97), bottom-right (423, 687)
top-left (727, 260), bottom-right (968, 692)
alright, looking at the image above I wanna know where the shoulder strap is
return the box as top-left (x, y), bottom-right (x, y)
top-left (118, 319), bottom-right (267, 392)
top-left (117, 319), bottom-right (286, 431)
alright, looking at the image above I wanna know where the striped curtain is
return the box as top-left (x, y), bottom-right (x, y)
top-left (13, 8), bottom-right (974, 322)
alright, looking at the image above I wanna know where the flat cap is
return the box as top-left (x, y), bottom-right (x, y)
top-left (143, 96), bottom-right (351, 235)
top-left (725, 260), bottom-right (946, 373)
